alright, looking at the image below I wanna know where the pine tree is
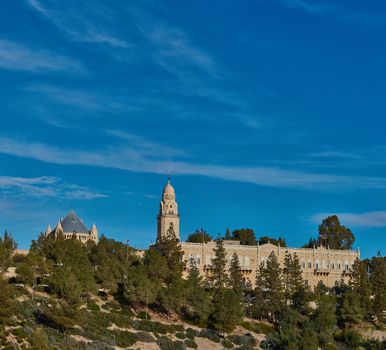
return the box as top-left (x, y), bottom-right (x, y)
top-left (0, 230), bottom-right (16, 273)
top-left (338, 289), bottom-right (363, 328)
top-left (369, 255), bottom-right (386, 323)
top-left (229, 252), bottom-right (244, 297)
top-left (349, 258), bottom-right (371, 319)
top-left (184, 262), bottom-right (212, 325)
top-left (312, 294), bottom-right (337, 347)
top-left (209, 289), bottom-right (243, 333)
top-left (209, 238), bottom-right (228, 291)
top-left (283, 253), bottom-right (308, 308)
top-left (225, 228), bottom-right (231, 240)
top-left (156, 229), bottom-right (185, 283)
top-left (254, 252), bottom-right (283, 322)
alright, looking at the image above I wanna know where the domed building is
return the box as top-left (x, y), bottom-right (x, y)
top-left (45, 210), bottom-right (99, 244)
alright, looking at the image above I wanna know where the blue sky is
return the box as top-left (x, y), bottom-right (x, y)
top-left (0, 0), bottom-right (386, 257)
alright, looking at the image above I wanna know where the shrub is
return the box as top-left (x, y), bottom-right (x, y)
top-left (227, 334), bottom-right (256, 347)
top-left (185, 339), bottom-right (198, 349)
top-left (186, 328), bottom-right (198, 339)
top-left (176, 332), bottom-right (186, 339)
top-left (136, 331), bottom-right (156, 342)
top-left (199, 329), bottom-right (221, 343)
top-left (88, 303), bottom-right (100, 312)
top-left (254, 322), bottom-right (274, 335)
top-left (157, 336), bottom-right (174, 350)
top-left (157, 336), bottom-right (187, 350)
top-left (222, 338), bottom-right (234, 349)
top-left (12, 327), bottom-right (28, 341)
top-left (137, 310), bottom-right (151, 320)
top-left (112, 330), bottom-right (138, 347)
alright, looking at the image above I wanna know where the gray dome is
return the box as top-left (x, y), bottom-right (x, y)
top-left (60, 210), bottom-right (89, 234)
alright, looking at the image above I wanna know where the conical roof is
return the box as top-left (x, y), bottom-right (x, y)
top-left (60, 210), bottom-right (89, 234)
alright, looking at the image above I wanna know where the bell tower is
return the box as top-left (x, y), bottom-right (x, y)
top-left (157, 179), bottom-right (180, 241)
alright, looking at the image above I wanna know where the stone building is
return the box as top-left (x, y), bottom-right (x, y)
top-left (45, 210), bottom-right (99, 244)
top-left (156, 180), bottom-right (360, 288)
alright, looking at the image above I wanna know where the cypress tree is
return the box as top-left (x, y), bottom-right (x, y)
top-left (225, 228), bottom-right (231, 240)
top-left (283, 253), bottom-right (308, 308)
top-left (209, 238), bottom-right (228, 291)
top-left (255, 252), bottom-right (283, 322)
top-left (369, 255), bottom-right (386, 323)
top-left (350, 258), bottom-right (371, 319)
top-left (229, 252), bottom-right (244, 297)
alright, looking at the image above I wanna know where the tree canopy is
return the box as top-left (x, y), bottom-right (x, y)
top-left (318, 215), bottom-right (355, 250)
top-left (186, 228), bottom-right (212, 243)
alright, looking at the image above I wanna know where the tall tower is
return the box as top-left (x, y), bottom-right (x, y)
top-left (157, 179), bottom-right (180, 241)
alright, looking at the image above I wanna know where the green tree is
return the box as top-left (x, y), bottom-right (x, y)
top-left (258, 236), bottom-right (287, 247)
top-left (209, 238), bottom-right (228, 291)
top-left (124, 265), bottom-right (159, 307)
top-left (0, 230), bottom-right (16, 273)
top-left (15, 262), bottom-right (34, 285)
top-left (49, 267), bottom-right (82, 305)
top-left (209, 289), bottom-right (243, 332)
top-left (265, 307), bottom-right (301, 350)
top-left (89, 235), bottom-right (134, 292)
top-left (338, 289), bottom-right (363, 329)
top-left (283, 253), bottom-right (308, 308)
top-left (0, 276), bottom-right (16, 325)
top-left (312, 294), bottom-right (337, 347)
top-left (369, 255), bottom-right (386, 322)
top-left (350, 258), bottom-right (371, 319)
top-left (224, 228), bottom-right (231, 240)
top-left (228, 252), bottom-right (244, 297)
top-left (187, 229), bottom-right (212, 243)
top-left (318, 215), bottom-right (355, 249)
top-left (232, 228), bottom-right (256, 245)
top-left (183, 263), bottom-right (212, 325)
top-left (156, 229), bottom-right (184, 283)
top-left (254, 252), bottom-right (283, 322)
top-left (299, 321), bottom-right (319, 350)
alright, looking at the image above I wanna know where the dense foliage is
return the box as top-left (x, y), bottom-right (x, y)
top-left (0, 216), bottom-right (385, 349)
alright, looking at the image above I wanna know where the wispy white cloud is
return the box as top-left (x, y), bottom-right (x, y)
top-left (0, 175), bottom-right (107, 200)
top-left (26, 84), bottom-right (131, 112)
top-left (279, 0), bottom-right (386, 27)
top-left (105, 130), bottom-right (186, 158)
top-left (0, 39), bottom-right (81, 73)
top-left (310, 211), bottom-right (386, 228)
top-left (26, 0), bottom-right (129, 48)
top-left (281, 0), bottom-right (335, 15)
top-left (0, 136), bottom-right (386, 192)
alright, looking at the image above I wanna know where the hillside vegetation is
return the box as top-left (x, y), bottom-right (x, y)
top-left (0, 228), bottom-right (385, 349)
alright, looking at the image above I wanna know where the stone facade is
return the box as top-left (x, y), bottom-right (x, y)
top-left (156, 179), bottom-right (360, 288)
top-left (181, 240), bottom-right (360, 288)
top-left (45, 210), bottom-right (99, 244)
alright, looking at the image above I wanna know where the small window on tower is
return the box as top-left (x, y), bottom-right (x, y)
top-left (170, 205), bottom-right (172, 208)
